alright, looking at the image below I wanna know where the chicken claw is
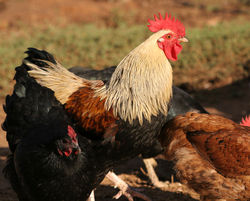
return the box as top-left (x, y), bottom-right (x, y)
top-left (86, 191), bottom-right (95, 201)
top-left (106, 171), bottom-right (152, 201)
top-left (143, 158), bottom-right (169, 188)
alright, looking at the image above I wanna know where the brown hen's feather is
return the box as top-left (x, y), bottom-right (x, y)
top-left (161, 112), bottom-right (250, 201)
top-left (187, 129), bottom-right (250, 177)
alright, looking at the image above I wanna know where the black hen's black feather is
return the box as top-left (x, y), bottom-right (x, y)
top-left (25, 47), bottom-right (57, 66)
top-left (69, 66), bottom-right (116, 84)
top-left (2, 52), bottom-right (113, 201)
top-left (2, 63), bottom-right (63, 152)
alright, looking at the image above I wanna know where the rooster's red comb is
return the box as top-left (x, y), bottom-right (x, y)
top-left (240, 115), bottom-right (250, 127)
top-left (148, 13), bottom-right (185, 37)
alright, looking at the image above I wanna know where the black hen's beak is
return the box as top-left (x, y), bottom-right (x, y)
top-left (72, 143), bottom-right (81, 155)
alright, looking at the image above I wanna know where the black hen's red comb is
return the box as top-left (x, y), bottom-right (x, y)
top-left (148, 13), bottom-right (185, 37)
top-left (68, 125), bottom-right (77, 138)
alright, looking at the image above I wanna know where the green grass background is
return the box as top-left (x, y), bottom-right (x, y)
top-left (0, 20), bottom-right (249, 98)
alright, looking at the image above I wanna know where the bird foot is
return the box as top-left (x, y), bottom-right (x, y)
top-left (142, 158), bottom-right (170, 189)
top-left (151, 181), bottom-right (170, 189)
top-left (113, 185), bottom-right (151, 201)
top-left (86, 190), bottom-right (95, 201)
top-left (106, 171), bottom-right (152, 201)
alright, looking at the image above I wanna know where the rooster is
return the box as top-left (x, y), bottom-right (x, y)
top-left (25, 13), bottom-right (188, 160)
top-left (69, 65), bottom-right (208, 188)
top-left (24, 15), bottom-right (187, 169)
top-left (2, 65), bottom-right (117, 201)
top-left (4, 13), bottom-right (188, 201)
top-left (160, 112), bottom-right (250, 201)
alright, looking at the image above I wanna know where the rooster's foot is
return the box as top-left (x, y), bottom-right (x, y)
top-left (142, 158), bottom-right (170, 189)
top-left (106, 171), bottom-right (152, 201)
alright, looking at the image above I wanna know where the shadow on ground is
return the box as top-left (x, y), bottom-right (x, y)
top-left (190, 77), bottom-right (250, 121)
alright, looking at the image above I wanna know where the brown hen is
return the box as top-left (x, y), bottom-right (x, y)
top-left (161, 112), bottom-right (250, 201)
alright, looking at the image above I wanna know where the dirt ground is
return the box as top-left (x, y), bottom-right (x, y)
top-left (0, 0), bottom-right (249, 201)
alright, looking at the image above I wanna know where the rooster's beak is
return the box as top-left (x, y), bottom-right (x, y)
top-left (178, 37), bottom-right (188, 43)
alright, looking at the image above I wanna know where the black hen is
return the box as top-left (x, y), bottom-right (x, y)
top-left (2, 63), bottom-right (112, 201)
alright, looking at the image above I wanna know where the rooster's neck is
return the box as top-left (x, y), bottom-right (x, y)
top-left (98, 31), bottom-right (173, 125)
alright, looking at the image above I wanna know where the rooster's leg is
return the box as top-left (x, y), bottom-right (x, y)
top-left (143, 158), bottom-right (169, 188)
top-left (106, 171), bottom-right (152, 201)
top-left (86, 190), bottom-right (95, 201)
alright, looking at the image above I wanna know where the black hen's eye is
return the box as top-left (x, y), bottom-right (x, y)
top-left (62, 139), bottom-right (69, 144)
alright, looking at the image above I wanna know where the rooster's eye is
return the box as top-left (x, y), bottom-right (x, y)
top-left (166, 34), bottom-right (172, 39)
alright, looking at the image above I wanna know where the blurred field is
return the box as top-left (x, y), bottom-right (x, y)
top-left (1, 21), bottom-right (249, 99)
top-left (0, 0), bottom-right (250, 201)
